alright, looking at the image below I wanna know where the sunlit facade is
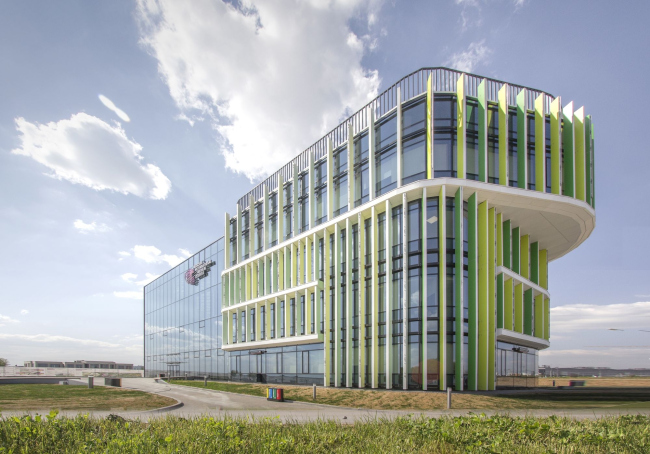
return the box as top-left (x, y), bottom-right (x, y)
top-left (145, 67), bottom-right (596, 391)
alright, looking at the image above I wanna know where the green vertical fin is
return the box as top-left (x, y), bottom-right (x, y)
top-left (524, 289), bottom-right (533, 336)
top-left (530, 241), bottom-right (539, 285)
top-left (503, 220), bottom-right (511, 269)
top-left (512, 227), bottom-right (520, 274)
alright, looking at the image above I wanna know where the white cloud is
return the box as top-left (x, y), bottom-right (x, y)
top-left (132, 245), bottom-right (191, 267)
top-left (118, 251), bottom-right (131, 257)
top-left (445, 40), bottom-right (491, 73)
top-left (136, 272), bottom-right (160, 286)
top-left (121, 272), bottom-right (138, 283)
top-left (12, 113), bottom-right (171, 199)
top-left (551, 301), bottom-right (650, 333)
top-left (0, 314), bottom-right (19, 327)
top-left (98, 94), bottom-right (131, 122)
top-left (136, 0), bottom-right (382, 181)
top-left (113, 291), bottom-right (143, 300)
top-left (20, 310), bottom-right (29, 316)
top-left (73, 219), bottom-right (111, 234)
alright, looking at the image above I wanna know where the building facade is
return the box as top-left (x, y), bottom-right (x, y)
top-left (144, 67), bottom-right (596, 391)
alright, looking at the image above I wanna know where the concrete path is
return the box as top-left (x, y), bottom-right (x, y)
top-left (4, 378), bottom-right (650, 422)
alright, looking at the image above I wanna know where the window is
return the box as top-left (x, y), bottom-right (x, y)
top-left (314, 160), bottom-right (328, 225)
top-left (333, 147), bottom-right (348, 216)
top-left (270, 303), bottom-right (276, 339)
top-left (240, 310), bottom-right (246, 342)
top-left (250, 307), bottom-right (255, 342)
top-left (261, 306), bottom-right (266, 340)
top-left (298, 172), bottom-right (309, 232)
top-left (375, 113), bottom-right (398, 196)
top-left (434, 95), bottom-right (457, 178)
top-left (487, 105), bottom-right (499, 184)
top-left (268, 192), bottom-right (278, 247)
top-left (402, 99), bottom-right (427, 185)
top-left (466, 100), bottom-right (479, 181)
top-left (508, 110), bottom-right (518, 187)
top-left (283, 183), bottom-right (293, 240)
top-left (280, 300), bottom-right (285, 337)
top-left (353, 133), bottom-right (370, 207)
top-left (527, 114), bottom-right (536, 190)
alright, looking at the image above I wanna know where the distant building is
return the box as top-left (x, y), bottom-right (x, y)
top-left (23, 360), bottom-right (134, 370)
top-left (539, 365), bottom-right (650, 377)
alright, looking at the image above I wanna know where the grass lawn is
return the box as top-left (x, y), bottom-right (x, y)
top-left (169, 379), bottom-right (650, 410)
top-left (2, 413), bottom-right (649, 453)
top-left (0, 384), bottom-right (176, 411)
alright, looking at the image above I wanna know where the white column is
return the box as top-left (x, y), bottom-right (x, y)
top-left (368, 107), bottom-right (376, 201)
top-left (396, 86), bottom-right (403, 188)
top-left (402, 192), bottom-right (408, 389)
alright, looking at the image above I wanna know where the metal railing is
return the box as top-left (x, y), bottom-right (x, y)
top-left (238, 67), bottom-right (554, 209)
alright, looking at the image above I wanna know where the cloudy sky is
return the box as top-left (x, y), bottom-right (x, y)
top-left (1, 0), bottom-right (649, 369)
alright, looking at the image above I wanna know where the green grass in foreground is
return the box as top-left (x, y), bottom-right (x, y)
top-left (1, 413), bottom-right (648, 453)
top-left (169, 379), bottom-right (650, 410)
top-left (0, 384), bottom-right (176, 411)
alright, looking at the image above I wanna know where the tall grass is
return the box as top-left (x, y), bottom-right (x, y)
top-left (1, 411), bottom-right (648, 453)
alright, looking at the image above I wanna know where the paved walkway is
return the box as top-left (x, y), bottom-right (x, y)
top-left (4, 378), bottom-right (650, 422)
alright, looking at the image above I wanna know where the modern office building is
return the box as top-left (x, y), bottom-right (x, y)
top-left (144, 67), bottom-right (596, 391)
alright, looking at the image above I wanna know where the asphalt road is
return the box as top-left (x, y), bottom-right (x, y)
top-left (4, 378), bottom-right (650, 422)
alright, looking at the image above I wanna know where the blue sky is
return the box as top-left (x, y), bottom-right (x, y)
top-left (1, 0), bottom-right (648, 368)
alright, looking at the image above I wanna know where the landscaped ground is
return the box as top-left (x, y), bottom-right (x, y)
top-left (0, 384), bottom-right (177, 411)
top-left (169, 379), bottom-right (650, 410)
top-left (1, 413), bottom-right (648, 452)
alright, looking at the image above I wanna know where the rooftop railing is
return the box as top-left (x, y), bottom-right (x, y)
top-left (237, 67), bottom-right (555, 209)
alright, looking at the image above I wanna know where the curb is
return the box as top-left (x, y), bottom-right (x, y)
top-left (143, 399), bottom-right (184, 414)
